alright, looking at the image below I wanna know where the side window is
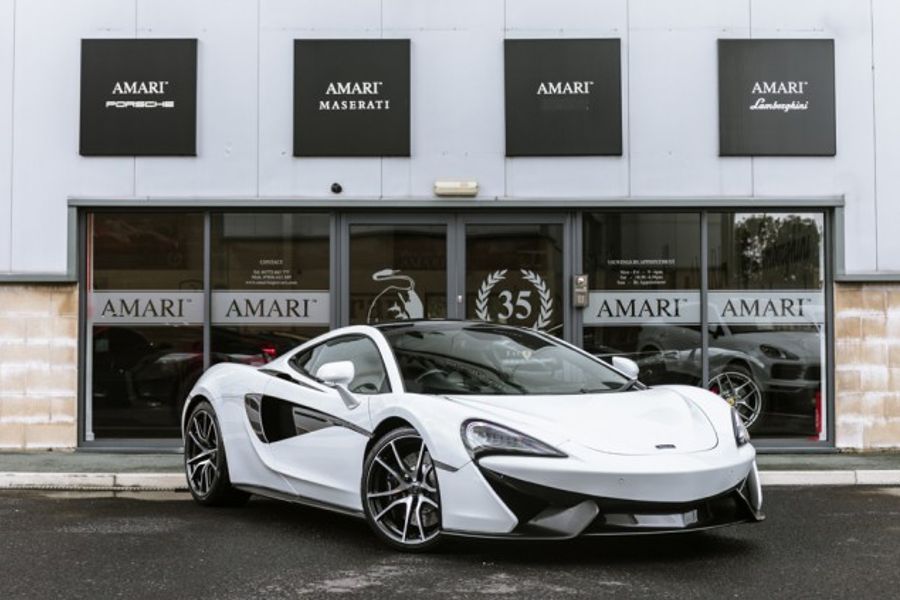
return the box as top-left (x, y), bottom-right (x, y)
top-left (289, 335), bottom-right (390, 394)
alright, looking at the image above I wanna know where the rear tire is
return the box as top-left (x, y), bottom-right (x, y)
top-left (184, 400), bottom-right (250, 507)
top-left (362, 426), bottom-right (443, 552)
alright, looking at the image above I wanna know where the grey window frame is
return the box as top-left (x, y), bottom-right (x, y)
top-left (578, 207), bottom-right (834, 451)
top-left (72, 200), bottom-right (835, 452)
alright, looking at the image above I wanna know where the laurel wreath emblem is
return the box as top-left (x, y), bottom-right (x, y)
top-left (475, 269), bottom-right (507, 321)
top-left (521, 268), bottom-right (553, 330)
top-left (475, 268), bottom-right (554, 331)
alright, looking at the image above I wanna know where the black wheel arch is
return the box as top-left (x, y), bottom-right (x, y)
top-left (365, 417), bottom-right (416, 458)
top-left (182, 394), bottom-right (210, 435)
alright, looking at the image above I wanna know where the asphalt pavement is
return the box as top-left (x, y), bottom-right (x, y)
top-left (0, 486), bottom-right (898, 599)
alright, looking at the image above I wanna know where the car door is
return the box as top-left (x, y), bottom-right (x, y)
top-left (258, 334), bottom-right (388, 510)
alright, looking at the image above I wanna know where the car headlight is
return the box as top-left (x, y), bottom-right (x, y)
top-left (461, 420), bottom-right (566, 459)
top-left (759, 344), bottom-right (798, 360)
top-left (731, 408), bottom-right (751, 446)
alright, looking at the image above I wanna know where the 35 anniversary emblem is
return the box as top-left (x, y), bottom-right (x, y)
top-left (475, 269), bottom-right (553, 331)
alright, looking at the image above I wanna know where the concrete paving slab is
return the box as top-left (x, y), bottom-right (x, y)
top-left (0, 451), bottom-right (897, 490)
top-left (0, 472), bottom-right (116, 489)
top-left (0, 452), bottom-right (182, 473)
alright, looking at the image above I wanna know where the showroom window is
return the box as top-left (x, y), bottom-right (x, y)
top-left (708, 212), bottom-right (826, 439)
top-left (210, 212), bottom-right (330, 366)
top-left (82, 208), bottom-right (828, 446)
top-left (87, 212), bottom-right (204, 439)
top-left (583, 212), bottom-right (702, 386)
top-left (85, 211), bottom-right (332, 442)
top-left (582, 210), bottom-right (828, 441)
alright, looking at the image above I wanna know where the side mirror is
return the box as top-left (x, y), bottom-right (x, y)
top-left (314, 361), bottom-right (359, 409)
top-left (611, 356), bottom-right (640, 381)
top-left (316, 361), bottom-right (355, 387)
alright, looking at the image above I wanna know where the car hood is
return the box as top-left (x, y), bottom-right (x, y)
top-left (444, 386), bottom-right (719, 456)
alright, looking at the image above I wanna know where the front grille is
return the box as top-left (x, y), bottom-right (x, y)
top-left (583, 492), bottom-right (747, 534)
top-left (479, 466), bottom-right (754, 536)
top-left (771, 363), bottom-right (805, 380)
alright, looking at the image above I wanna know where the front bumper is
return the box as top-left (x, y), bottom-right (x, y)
top-left (439, 448), bottom-right (764, 539)
top-left (467, 465), bottom-right (763, 539)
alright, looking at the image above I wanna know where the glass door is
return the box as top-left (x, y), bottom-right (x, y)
top-left (344, 215), bottom-right (454, 325)
top-left (459, 215), bottom-right (569, 337)
top-left (581, 212), bottom-right (703, 386)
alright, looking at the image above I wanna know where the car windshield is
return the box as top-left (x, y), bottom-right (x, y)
top-left (381, 323), bottom-right (630, 395)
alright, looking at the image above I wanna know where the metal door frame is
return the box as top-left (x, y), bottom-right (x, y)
top-left (340, 211), bottom-right (577, 342)
top-left (340, 212), bottom-right (459, 325)
top-left (456, 212), bottom-right (575, 342)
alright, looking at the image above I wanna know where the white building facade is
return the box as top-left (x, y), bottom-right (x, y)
top-left (0, 0), bottom-right (897, 451)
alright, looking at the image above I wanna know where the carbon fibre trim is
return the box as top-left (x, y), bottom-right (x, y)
top-left (443, 519), bottom-right (754, 540)
top-left (477, 465), bottom-right (760, 536)
top-left (233, 483), bottom-right (365, 519)
top-left (432, 460), bottom-right (460, 473)
top-left (243, 394), bottom-right (371, 443)
top-left (258, 368), bottom-right (325, 392)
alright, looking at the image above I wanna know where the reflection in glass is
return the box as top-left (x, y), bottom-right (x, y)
top-left (88, 213), bottom-right (205, 439)
top-left (466, 224), bottom-right (563, 334)
top-left (210, 213), bottom-right (330, 365)
top-left (709, 213), bottom-right (823, 290)
top-left (383, 323), bottom-right (628, 395)
top-left (582, 213), bottom-right (702, 386)
top-left (707, 213), bottom-right (825, 438)
top-left (91, 325), bottom-right (202, 439)
top-left (349, 225), bottom-right (447, 324)
top-left (91, 212), bottom-right (204, 290)
top-left (211, 326), bottom-right (327, 367)
top-left (211, 213), bottom-right (330, 291)
top-left (584, 212), bottom-right (700, 290)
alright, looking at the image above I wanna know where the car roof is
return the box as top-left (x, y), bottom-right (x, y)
top-left (371, 319), bottom-right (524, 333)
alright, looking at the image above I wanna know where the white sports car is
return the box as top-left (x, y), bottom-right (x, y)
top-left (182, 320), bottom-right (764, 551)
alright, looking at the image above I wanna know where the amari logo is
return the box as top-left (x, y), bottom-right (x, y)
top-left (318, 81), bottom-right (391, 111)
top-left (719, 297), bottom-right (808, 319)
top-left (100, 297), bottom-right (187, 319)
top-left (595, 297), bottom-right (685, 319)
top-left (224, 297), bottom-right (315, 319)
top-left (91, 292), bottom-right (204, 324)
top-left (536, 81), bottom-right (595, 95)
top-left (749, 80), bottom-right (810, 113)
top-left (112, 80), bottom-right (170, 94)
top-left (105, 80), bottom-right (175, 109)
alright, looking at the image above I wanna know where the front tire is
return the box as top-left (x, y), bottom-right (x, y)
top-left (708, 365), bottom-right (764, 430)
top-left (184, 400), bottom-right (250, 507)
top-left (362, 427), bottom-right (443, 552)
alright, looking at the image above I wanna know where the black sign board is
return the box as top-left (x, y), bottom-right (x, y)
top-left (294, 40), bottom-right (410, 157)
top-left (504, 39), bottom-right (622, 157)
top-left (80, 39), bottom-right (197, 156)
top-left (718, 39), bottom-right (835, 156)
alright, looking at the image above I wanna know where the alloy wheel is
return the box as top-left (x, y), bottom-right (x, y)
top-left (185, 409), bottom-right (220, 497)
top-left (365, 433), bottom-right (441, 546)
top-left (708, 370), bottom-right (763, 429)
